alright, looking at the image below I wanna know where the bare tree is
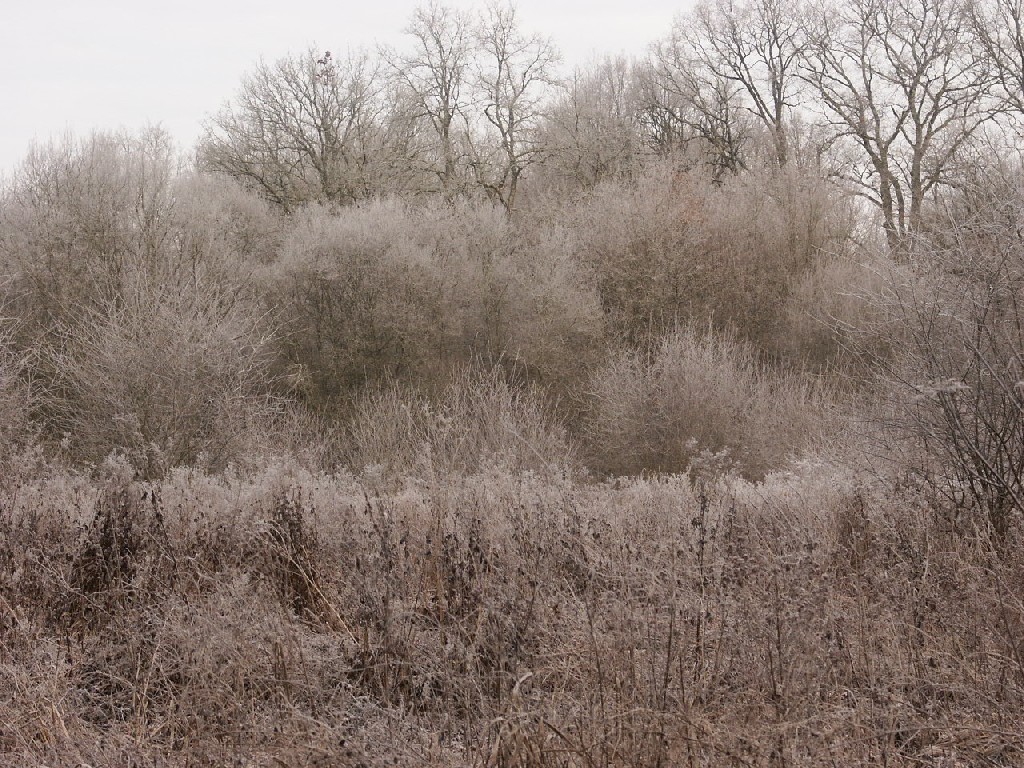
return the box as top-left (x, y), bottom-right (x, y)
top-left (801, 0), bottom-right (996, 251)
top-left (538, 56), bottom-right (643, 190)
top-left (202, 49), bottom-right (386, 211)
top-left (642, 42), bottom-right (751, 177)
top-left (469, 1), bottom-right (559, 211)
top-left (384, 2), bottom-right (475, 201)
top-left (667, 0), bottom-right (807, 169)
top-left (971, 0), bottom-right (1024, 114)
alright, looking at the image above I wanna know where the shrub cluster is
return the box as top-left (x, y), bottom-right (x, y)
top-left (584, 326), bottom-right (833, 478)
top-left (264, 200), bottom-right (603, 406)
top-left (0, 130), bottom-right (873, 480)
top-left (41, 285), bottom-right (281, 478)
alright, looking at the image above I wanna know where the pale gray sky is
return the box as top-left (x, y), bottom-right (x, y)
top-left (0, 0), bottom-right (688, 177)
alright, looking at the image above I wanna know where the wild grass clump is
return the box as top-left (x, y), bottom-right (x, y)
top-left (345, 365), bottom-right (577, 480)
top-left (584, 326), bottom-right (834, 477)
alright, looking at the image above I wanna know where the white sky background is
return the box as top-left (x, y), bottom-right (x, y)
top-left (0, 0), bottom-right (689, 178)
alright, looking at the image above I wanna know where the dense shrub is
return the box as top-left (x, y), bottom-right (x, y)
top-left (569, 163), bottom-right (855, 357)
top-left (774, 247), bottom-right (894, 375)
top-left (0, 130), bottom-right (179, 344)
top-left (701, 167), bottom-right (857, 354)
top-left (165, 172), bottom-right (282, 277)
top-left (876, 192), bottom-right (1024, 535)
top-left (40, 283), bottom-right (281, 477)
top-left (584, 326), bottom-right (833, 477)
top-left (567, 163), bottom-right (703, 343)
top-left (0, 320), bottom-right (34, 465)
top-left (263, 199), bottom-right (603, 406)
top-left (0, 131), bottom-right (278, 364)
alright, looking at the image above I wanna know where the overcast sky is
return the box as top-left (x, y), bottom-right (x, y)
top-left (0, 0), bottom-right (690, 178)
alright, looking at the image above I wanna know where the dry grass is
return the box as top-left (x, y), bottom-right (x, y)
top-left (2, 458), bottom-right (1022, 767)
top-left (344, 365), bottom-right (577, 482)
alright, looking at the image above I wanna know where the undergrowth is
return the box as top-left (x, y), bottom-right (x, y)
top-left (1, 461), bottom-right (1021, 766)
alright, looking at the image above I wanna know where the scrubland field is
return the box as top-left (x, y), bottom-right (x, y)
top-left (4, 0), bottom-right (1024, 764)
top-left (3, 457), bottom-right (1023, 768)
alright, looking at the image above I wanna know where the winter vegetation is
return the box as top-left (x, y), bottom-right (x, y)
top-left (2, 0), bottom-right (1024, 765)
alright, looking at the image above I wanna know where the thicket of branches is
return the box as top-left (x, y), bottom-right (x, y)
top-left (2, 0), bottom-right (1024, 509)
